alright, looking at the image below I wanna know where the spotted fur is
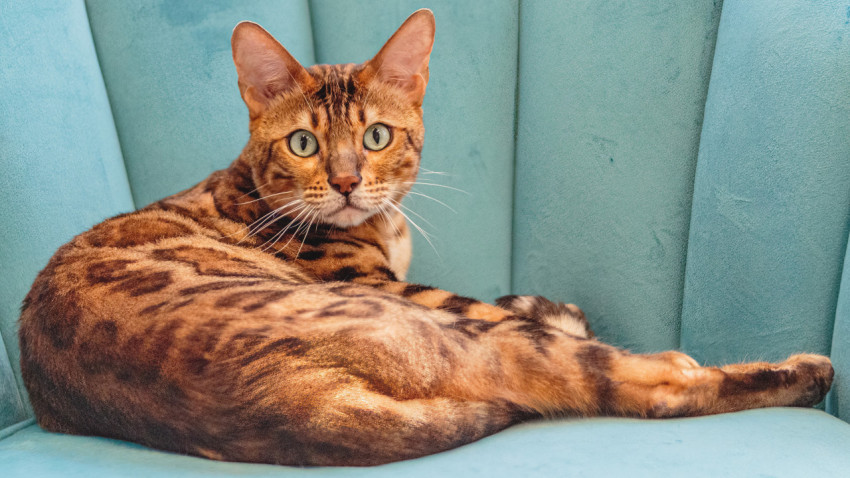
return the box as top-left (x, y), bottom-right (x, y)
top-left (19, 10), bottom-right (833, 467)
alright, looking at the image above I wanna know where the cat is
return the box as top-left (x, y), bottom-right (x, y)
top-left (19, 9), bottom-right (833, 467)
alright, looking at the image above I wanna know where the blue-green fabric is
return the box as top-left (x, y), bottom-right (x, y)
top-left (680, 0), bottom-right (850, 366)
top-left (829, 234), bottom-right (850, 420)
top-left (310, 0), bottom-right (518, 301)
top-left (0, 0), bottom-right (135, 426)
top-left (512, 0), bottom-right (723, 352)
top-left (3, 0), bottom-right (850, 474)
top-left (85, 0), bottom-right (316, 207)
top-left (2, 409), bottom-right (849, 477)
top-left (0, 339), bottom-right (25, 432)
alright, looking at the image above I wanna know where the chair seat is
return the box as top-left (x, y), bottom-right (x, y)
top-left (2, 408), bottom-right (848, 477)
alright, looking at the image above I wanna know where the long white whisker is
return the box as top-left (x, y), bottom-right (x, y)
top-left (262, 205), bottom-right (312, 252)
top-left (236, 190), bottom-right (297, 205)
top-left (227, 204), bottom-right (287, 242)
top-left (419, 168), bottom-right (449, 176)
top-left (405, 191), bottom-right (457, 214)
top-left (240, 199), bottom-right (303, 242)
top-left (281, 207), bottom-right (317, 252)
top-left (236, 181), bottom-right (271, 199)
top-left (295, 209), bottom-right (321, 258)
top-left (403, 181), bottom-right (470, 195)
top-left (397, 201), bottom-right (434, 229)
top-left (376, 203), bottom-right (401, 237)
top-left (385, 209), bottom-right (402, 237)
top-left (384, 199), bottom-right (438, 257)
top-left (256, 204), bottom-right (308, 250)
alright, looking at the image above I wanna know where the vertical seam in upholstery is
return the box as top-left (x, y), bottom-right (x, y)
top-left (82, 0), bottom-right (137, 210)
top-left (828, 228), bottom-right (850, 353)
top-left (508, 0), bottom-right (522, 295)
top-left (675, 0), bottom-right (726, 350)
top-left (0, 327), bottom-right (27, 422)
top-left (826, 230), bottom-right (850, 417)
top-left (306, 0), bottom-right (320, 63)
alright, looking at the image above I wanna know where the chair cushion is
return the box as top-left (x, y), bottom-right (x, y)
top-left (2, 408), bottom-right (847, 477)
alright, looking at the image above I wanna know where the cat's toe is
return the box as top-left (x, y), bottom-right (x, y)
top-left (783, 354), bottom-right (834, 407)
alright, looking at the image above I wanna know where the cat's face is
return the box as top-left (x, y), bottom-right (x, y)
top-left (232, 10), bottom-right (434, 228)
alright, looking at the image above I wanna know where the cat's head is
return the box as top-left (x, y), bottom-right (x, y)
top-left (231, 10), bottom-right (434, 228)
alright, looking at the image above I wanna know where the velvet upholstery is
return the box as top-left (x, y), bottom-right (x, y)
top-left (3, 409), bottom-right (850, 478)
top-left (511, 0), bottom-right (722, 352)
top-left (679, 0), bottom-right (850, 367)
top-left (1, 0), bottom-right (849, 475)
top-left (0, 0), bottom-right (135, 427)
top-left (85, 0), bottom-right (316, 207)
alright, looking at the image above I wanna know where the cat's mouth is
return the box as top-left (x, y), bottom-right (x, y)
top-left (324, 200), bottom-right (374, 228)
top-left (336, 204), bottom-right (368, 215)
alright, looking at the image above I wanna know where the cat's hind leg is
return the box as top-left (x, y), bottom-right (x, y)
top-left (586, 349), bottom-right (834, 418)
top-left (286, 389), bottom-right (520, 466)
top-left (429, 318), bottom-right (832, 419)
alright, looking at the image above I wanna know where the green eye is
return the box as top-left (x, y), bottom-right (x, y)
top-left (288, 130), bottom-right (318, 157)
top-left (363, 123), bottom-right (391, 151)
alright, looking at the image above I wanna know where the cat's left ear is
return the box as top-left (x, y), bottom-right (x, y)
top-left (364, 9), bottom-right (435, 104)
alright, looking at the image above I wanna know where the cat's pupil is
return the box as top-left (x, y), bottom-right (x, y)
top-left (300, 134), bottom-right (308, 151)
top-left (372, 129), bottom-right (380, 144)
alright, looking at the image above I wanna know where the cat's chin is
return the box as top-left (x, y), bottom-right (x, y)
top-left (325, 205), bottom-right (374, 228)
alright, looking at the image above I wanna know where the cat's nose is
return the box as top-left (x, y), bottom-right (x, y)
top-left (329, 175), bottom-right (361, 196)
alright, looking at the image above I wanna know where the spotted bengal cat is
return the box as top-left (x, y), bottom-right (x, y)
top-left (19, 9), bottom-right (833, 466)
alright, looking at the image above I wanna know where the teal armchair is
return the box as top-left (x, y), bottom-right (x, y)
top-left (2, 1), bottom-right (849, 476)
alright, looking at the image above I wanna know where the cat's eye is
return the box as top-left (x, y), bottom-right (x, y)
top-left (288, 130), bottom-right (318, 157)
top-left (363, 123), bottom-right (391, 151)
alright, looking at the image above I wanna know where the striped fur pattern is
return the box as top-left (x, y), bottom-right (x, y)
top-left (19, 10), bottom-right (833, 466)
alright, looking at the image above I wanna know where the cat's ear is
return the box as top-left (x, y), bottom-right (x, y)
top-left (365, 9), bottom-right (435, 103)
top-left (231, 22), bottom-right (313, 118)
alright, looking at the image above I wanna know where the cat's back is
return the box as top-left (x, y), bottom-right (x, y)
top-left (17, 174), bottom-right (311, 442)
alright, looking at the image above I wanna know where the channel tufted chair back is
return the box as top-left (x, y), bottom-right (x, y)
top-left (1, 0), bottom-right (849, 445)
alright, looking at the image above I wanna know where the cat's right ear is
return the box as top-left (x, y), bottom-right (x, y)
top-left (364, 9), bottom-right (435, 105)
top-left (231, 22), bottom-right (313, 118)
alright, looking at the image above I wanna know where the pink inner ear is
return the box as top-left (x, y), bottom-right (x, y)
top-left (244, 51), bottom-right (295, 100)
top-left (379, 35), bottom-right (432, 78)
top-left (232, 22), bottom-right (309, 114)
top-left (371, 11), bottom-right (435, 94)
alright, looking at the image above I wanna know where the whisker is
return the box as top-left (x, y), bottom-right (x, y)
top-left (262, 205), bottom-right (312, 252)
top-left (254, 203), bottom-right (307, 249)
top-left (281, 207), bottom-right (317, 252)
top-left (405, 191), bottom-right (457, 214)
top-left (384, 199), bottom-right (439, 257)
top-left (239, 199), bottom-right (303, 243)
top-left (225, 203), bottom-right (287, 242)
top-left (236, 190), bottom-right (297, 205)
top-left (295, 208), bottom-right (321, 258)
top-left (403, 181), bottom-right (470, 195)
top-left (397, 202), bottom-right (434, 229)
top-left (419, 168), bottom-right (449, 176)
top-left (376, 203), bottom-right (401, 237)
top-left (236, 180), bottom-right (271, 199)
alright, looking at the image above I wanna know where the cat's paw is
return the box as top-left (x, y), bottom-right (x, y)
top-left (495, 295), bottom-right (593, 338)
top-left (781, 354), bottom-right (834, 407)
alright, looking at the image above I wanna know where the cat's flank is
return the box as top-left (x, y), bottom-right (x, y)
top-left (20, 10), bottom-right (833, 466)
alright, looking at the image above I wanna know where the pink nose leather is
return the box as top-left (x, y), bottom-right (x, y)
top-left (329, 175), bottom-right (360, 195)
